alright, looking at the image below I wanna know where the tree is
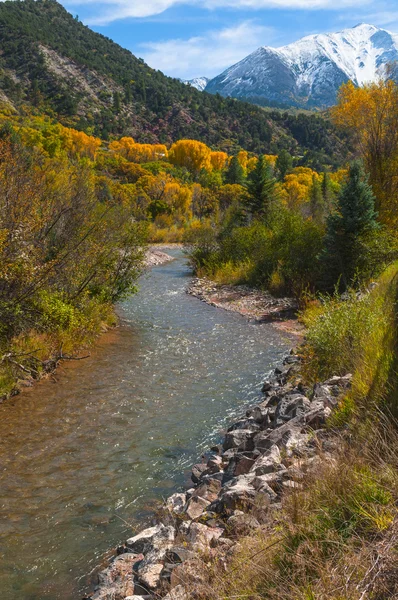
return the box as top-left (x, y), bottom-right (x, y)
top-left (321, 171), bottom-right (334, 212)
top-left (309, 175), bottom-right (325, 224)
top-left (225, 155), bottom-right (245, 185)
top-left (246, 155), bottom-right (277, 220)
top-left (275, 149), bottom-right (293, 181)
top-left (113, 91), bottom-right (121, 113)
top-left (210, 151), bottom-right (228, 171)
top-left (320, 161), bottom-right (379, 291)
top-left (168, 140), bottom-right (212, 174)
top-left (332, 80), bottom-right (398, 228)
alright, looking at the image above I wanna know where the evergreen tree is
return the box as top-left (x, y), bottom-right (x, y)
top-left (321, 171), bottom-right (334, 212)
top-left (113, 91), bottom-right (121, 113)
top-left (309, 175), bottom-right (325, 224)
top-left (225, 155), bottom-right (245, 185)
top-left (275, 149), bottom-right (293, 181)
top-left (320, 161), bottom-right (379, 290)
top-left (246, 155), bottom-right (277, 220)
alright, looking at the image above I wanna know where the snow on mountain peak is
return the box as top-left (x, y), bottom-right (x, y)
top-left (206, 23), bottom-right (398, 107)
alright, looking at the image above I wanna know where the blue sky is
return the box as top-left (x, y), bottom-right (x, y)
top-left (61, 0), bottom-right (398, 79)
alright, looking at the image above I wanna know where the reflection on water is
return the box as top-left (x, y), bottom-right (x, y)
top-left (0, 249), bottom-right (293, 599)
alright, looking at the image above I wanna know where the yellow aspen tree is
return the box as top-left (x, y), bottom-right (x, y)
top-left (168, 140), bottom-right (212, 173)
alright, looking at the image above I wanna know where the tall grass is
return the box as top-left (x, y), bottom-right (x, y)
top-left (301, 262), bottom-right (398, 415)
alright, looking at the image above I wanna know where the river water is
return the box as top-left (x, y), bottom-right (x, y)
top-left (0, 249), bottom-right (293, 600)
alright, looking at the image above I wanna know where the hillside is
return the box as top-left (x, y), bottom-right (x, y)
top-left (0, 0), bottom-right (350, 164)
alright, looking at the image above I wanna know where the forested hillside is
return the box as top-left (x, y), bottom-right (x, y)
top-left (0, 0), bottom-right (350, 166)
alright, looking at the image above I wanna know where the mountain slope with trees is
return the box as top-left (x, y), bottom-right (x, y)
top-left (0, 0), bottom-right (350, 165)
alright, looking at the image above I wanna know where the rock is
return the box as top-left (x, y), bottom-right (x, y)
top-left (137, 562), bottom-right (164, 590)
top-left (178, 520), bottom-right (191, 536)
top-left (185, 496), bottom-right (211, 520)
top-left (170, 558), bottom-right (207, 589)
top-left (206, 455), bottom-right (223, 473)
top-left (261, 381), bottom-right (273, 393)
top-left (228, 418), bottom-right (261, 433)
top-left (162, 585), bottom-right (189, 600)
top-left (304, 402), bottom-right (332, 428)
top-left (126, 524), bottom-right (175, 555)
top-left (188, 522), bottom-right (223, 552)
top-left (324, 374), bottom-right (352, 387)
top-left (166, 493), bottom-right (186, 515)
top-left (227, 513), bottom-right (261, 536)
top-left (246, 405), bottom-right (270, 425)
top-left (219, 475), bottom-right (256, 512)
top-left (250, 445), bottom-right (281, 475)
top-left (233, 454), bottom-right (257, 476)
top-left (223, 429), bottom-right (255, 452)
top-left (192, 478), bottom-right (221, 502)
top-left (285, 430), bottom-right (311, 456)
top-left (166, 546), bottom-right (196, 565)
top-left (282, 480), bottom-right (304, 490)
top-left (274, 394), bottom-right (311, 425)
top-left (283, 355), bottom-right (300, 365)
top-left (191, 463), bottom-right (208, 484)
top-left (94, 553), bottom-right (141, 599)
top-left (252, 478), bottom-right (278, 501)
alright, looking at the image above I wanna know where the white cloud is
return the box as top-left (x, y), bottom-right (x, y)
top-left (63, 0), bottom-right (372, 25)
top-left (137, 21), bottom-right (274, 79)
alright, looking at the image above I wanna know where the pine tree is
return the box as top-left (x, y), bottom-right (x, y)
top-left (246, 156), bottom-right (277, 220)
top-left (275, 149), bottom-right (293, 181)
top-left (225, 155), bottom-right (245, 185)
top-left (321, 171), bottom-right (334, 212)
top-left (113, 91), bottom-right (121, 113)
top-left (320, 161), bottom-right (379, 290)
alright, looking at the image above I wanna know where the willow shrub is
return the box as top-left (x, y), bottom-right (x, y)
top-left (185, 211), bottom-right (324, 297)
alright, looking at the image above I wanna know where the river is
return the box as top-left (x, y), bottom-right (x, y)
top-left (0, 249), bottom-right (293, 599)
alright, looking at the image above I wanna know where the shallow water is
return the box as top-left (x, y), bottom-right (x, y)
top-left (0, 249), bottom-right (293, 599)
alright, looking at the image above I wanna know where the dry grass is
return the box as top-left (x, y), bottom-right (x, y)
top-left (196, 421), bottom-right (398, 600)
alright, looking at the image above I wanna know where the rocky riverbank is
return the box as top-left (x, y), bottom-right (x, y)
top-left (187, 278), bottom-right (303, 336)
top-left (89, 353), bottom-right (351, 600)
top-left (145, 248), bottom-right (174, 268)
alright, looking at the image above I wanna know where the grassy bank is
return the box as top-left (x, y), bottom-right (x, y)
top-left (197, 263), bottom-right (398, 600)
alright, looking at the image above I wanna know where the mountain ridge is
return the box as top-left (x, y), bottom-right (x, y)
top-left (205, 23), bottom-right (398, 107)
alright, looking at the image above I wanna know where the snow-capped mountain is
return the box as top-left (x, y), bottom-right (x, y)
top-left (206, 24), bottom-right (398, 107)
top-left (181, 77), bottom-right (209, 91)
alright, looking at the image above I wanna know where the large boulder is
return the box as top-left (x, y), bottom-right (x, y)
top-left (136, 561), bottom-right (164, 590)
top-left (93, 553), bottom-right (142, 600)
top-left (126, 524), bottom-right (175, 555)
top-left (185, 495), bottom-right (211, 520)
top-left (191, 463), bottom-right (208, 484)
top-left (254, 421), bottom-right (303, 452)
top-left (274, 394), bottom-right (311, 426)
top-left (223, 429), bottom-right (256, 452)
top-left (188, 522), bottom-right (223, 552)
top-left (250, 444), bottom-right (281, 475)
top-left (219, 475), bottom-right (256, 512)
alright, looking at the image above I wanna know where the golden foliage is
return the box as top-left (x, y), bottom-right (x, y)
top-left (332, 80), bottom-right (398, 227)
top-left (168, 139), bottom-right (212, 173)
top-left (109, 137), bottom-right (168, 163)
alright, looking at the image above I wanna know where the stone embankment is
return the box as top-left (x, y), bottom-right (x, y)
top-left (89, 355), bottom-right (351, 600)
